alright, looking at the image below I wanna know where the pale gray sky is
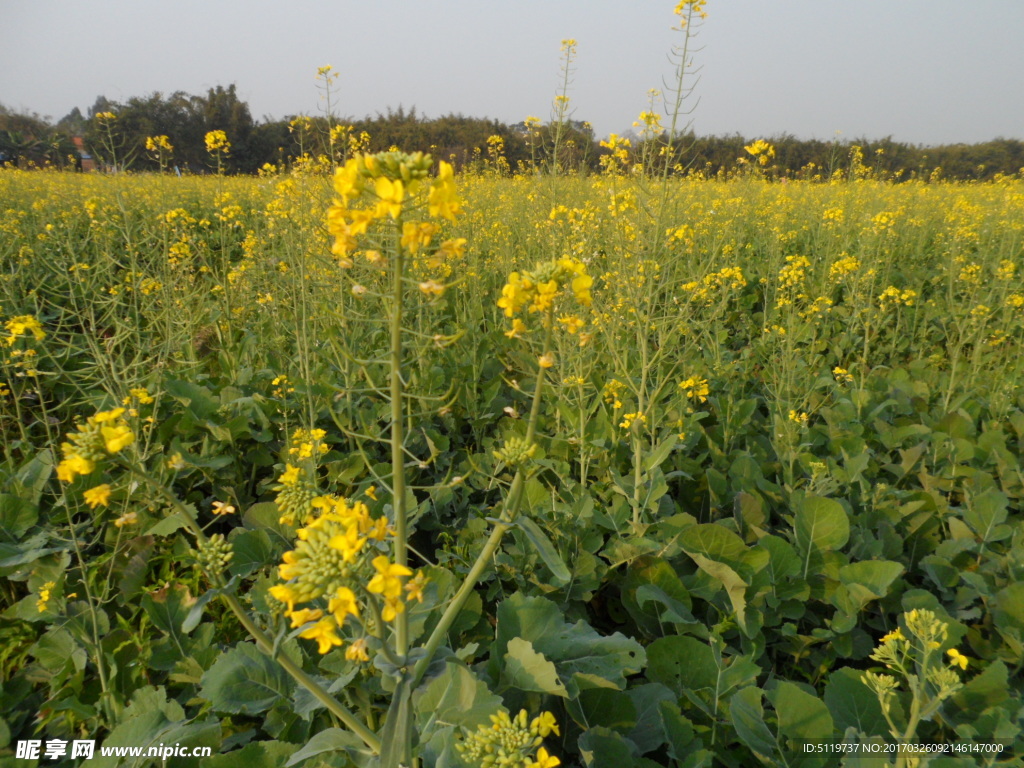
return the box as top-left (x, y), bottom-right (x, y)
top-left (3, 1), bottom-right (1022, 145)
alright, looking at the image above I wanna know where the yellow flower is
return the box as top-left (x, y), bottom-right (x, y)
top-left (428, 162), bottom-right (461, 220)
top-left (571, 273), bottom-right (593, 306)
top-left (115, 511), bottom-right (138, 528)
top-left (346, 637), bottom-right (370, 662)
top-left (367, 555), bottom-right (412, 599)
top-left (101, 424), bottom-right (134, 453)
top-left (531, 712), bottom-right (560, 738)
top-left (365, 485), bottom-right (378, 501)
top-left (405, 571), bottom-right (427, 603)
top-left (268, 584), bottom-right (300, 611)
top-left (212, 501), bottom-right (236, 516)
top-left (418, 279), bottom-right (445, 297)
top-left (381, 595), bottom-right (405, 622)
top-left (947, 648), bottom-right (969, 670)
top-left (83, 484), bottom-right (111, 509)
top-left (557, 315), bottom-right (585, 334)
top-left (288, 607), bottom-right (324, 629)
top-left (538, 352), bottom-right (555, 369)
top-left (528, 747), bottom-right (561, 768)
top-left (329, 586), bottom-right (361, 623)
top-left (505, 318), bottom-right (528, 339)
top-left (300, 618), bottom-right (344, 654)
top-left (279, 464), bottom-right (301, 486)
top-left (374, 176), bottom-right (404, 219)
top-left (57, 454), bottom-right (95, 483)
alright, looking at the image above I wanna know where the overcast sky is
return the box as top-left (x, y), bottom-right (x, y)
top-left (3, 1), bottom-right (1022, 146)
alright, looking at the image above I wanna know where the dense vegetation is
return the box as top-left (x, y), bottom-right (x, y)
top-left (1, 155), bottom-right (1022, 766)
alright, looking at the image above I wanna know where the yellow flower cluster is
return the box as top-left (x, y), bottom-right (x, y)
top-left (204, 130), bottom-right (230, 154)
top-left (288, 427), bottom-right (329, 460)
top-left (4, 315), bottom-right (46, 346)
top-left (878, 286), bottom-right (917, 307)
top-left (268, 493), bottom-right (426, 654)
top-left (457, 710), bottom-right (560, 768)
top-left (497, 259), bottom-right (593, 327)
top-left (145, 135), bottom-right (173, 153)
top-left (56, 408), bottom-right (135, 483)
top-left (681, 266), bottom-right (746, 304)
top-left (743, 140), bottom-right (775, 166)
top-left (679, 375), bottom-right (709, 402)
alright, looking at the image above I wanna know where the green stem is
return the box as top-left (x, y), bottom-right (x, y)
top-left (390, 237), bottom-right (410, 659)
top-left (411, 319), bottom-right (552, 688)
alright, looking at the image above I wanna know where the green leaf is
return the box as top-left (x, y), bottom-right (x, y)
top-left (0, 494), bottom-right (37, 543)
top-left (142, 584), bottom-right (196, 644)
top-left (625, 684), bottom-right (677, 754)
top-left (503, 637), bottom-right (569, 697)
top-left (822, 668), bottom-right (887, 738)
top-left (644, 434), bottom-right (678, 472)
top-left (578, 726), bottom-right (639, 768)
top-left (380, 676), bottom-right (414, 768)
top-left (493, 593), bottom-right (645, 698)
top-left (769, 681), bottom-right (834, 741)
top-left (646, 636), bottom-right (716, 698)
top-left (165, 378), bottom-right (219, 420)
top-left (730, 687), bottom-right (776, 761)
top-left (203, 741), bottom-right (298, 768)
top-left (962, 488), bottom-right (1011, 543)
top-left (145, 511), bottom-right (189, 537)
top-left (517, 516), bottom-right (571, 585)
top-left (283, 728), bottom-right (366, 767)
top-left (413, 661), bottom-right (503, 736)
top-left (795, 495), bottom-right (849, 579)
top-left (834, 560), bottom-right (904, 614)
top-left (568, 688), bottom-right (637, 735)
top-left (200, 642), bottom-right (294, 714)
top-left (228, 528), bottom-right (275, 578)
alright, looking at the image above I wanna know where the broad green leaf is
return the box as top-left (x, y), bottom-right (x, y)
top-left (200, 642), bottom-right (294, 714)
top-left (145, 511), bottom-right (189, 537)
top-left (494, 594), bottom-right (645, 698)
top-left (769, 681), bottom-right (834, 741)
top-left (680, 523), bottom-right (747, 570)
top-left (822, 668), bottom-right (887, 738)
top-left (687, 552), bottom-right (752, 636)
top-left (646, 636), bottom-right (716, 698)
top-left (625, 683), bottom-right (677, 754)
top-left (795, 495), bottom-right (849, 553)
top-left (644, 434), bottom-right (678, 472)
top-left (228, 528), bottom-right (275, 578)
top-left (0, 494), bottom-right (37, 543)
top-left (413, 661), bottom-right (503, 735)
top-left (502, 637), bottom-right (568, 697)
top-left (204, 741), bottom-right (298, 768)
top-left (283, 728), bottom-right (366, 767)
top-left (568, 688), bottom-right (638, 735)
top-left (517, 516), bottom-right (571, 585)
top-left (142, 584), bottom-right (196, 645)
top-left (962, 488), bottom-right (1011, 543)
top-left (578, 726), bottom-right (639, 767)
top-left (730, 687), bottom-right (776, 761)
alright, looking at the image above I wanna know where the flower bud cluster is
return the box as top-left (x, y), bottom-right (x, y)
top-left (493, 436), bottom-right (537, 467)
top-left (457, 710), bottom-right (560, 768)
top-left (195, 533), bottom-right (234, 575)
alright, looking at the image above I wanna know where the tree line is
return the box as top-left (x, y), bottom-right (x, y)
top-left (2, 85), bottom-right (1023, 180)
